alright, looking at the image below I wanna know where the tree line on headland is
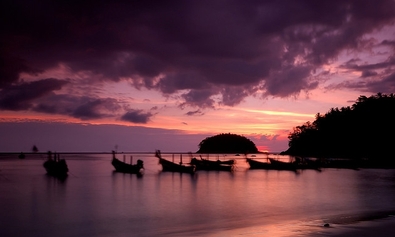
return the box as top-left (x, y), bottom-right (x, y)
top-left (282, 93), bottom-right (395, 161)
top-left (199, 93), bottom-right (394, 165)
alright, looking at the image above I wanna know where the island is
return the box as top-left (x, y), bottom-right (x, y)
top-left (197, 133), bottom-right (258, 154)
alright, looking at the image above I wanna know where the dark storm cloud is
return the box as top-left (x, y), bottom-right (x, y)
top-left (381, 40), bottom-right (395, 47)
top-left (264, 65), bottom-right (318, 97)
top-left (221, 86), bottom-right (256, 106)
top-left (364, 73), bottom-right (395, 93)
top-left (360, 70), bottom-right (378, 78)
top-left (2, 0), bottom-right (395, 108)
top-left (47, 96), bottom-right (154, 124)
top-left (0, 54), bottom-right (43, 88)
top-left (327, 72), bottom-right (395, 93)
top-left (0, 79), bottom-right (68, 110)
top-left (33, 94), bottom-right (122, 120)
top-left (71, 98), bottom-right (121, 120)
top-left (0, 78), bottom-right (124, 120)
top-left (341, 57), bottom-right (395, 71)
top-left (156, 73), bottom-right (207, 94)
top-left (121, 110), bottom-right (153, 124)
top-left (180, 89), bottom-right (216, 108)
top-left (336, 56), bottom-right (395, 91)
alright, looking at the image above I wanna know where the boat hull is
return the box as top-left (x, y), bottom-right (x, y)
top-left (155, 150), bottom-right (195, 174)
top-left (158, 158), bottom-right (195, 173)
top-left (246, 158), bottom-right (297, 171)
top-left (43, 159), bottom-right (69, 177)
top-left (190, 158), bottom-right (234, 171)
top-left (112, 158), bottom-right (144, 174)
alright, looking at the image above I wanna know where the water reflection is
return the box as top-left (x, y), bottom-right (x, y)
top-left (1, 155), bottom-right (395, 237)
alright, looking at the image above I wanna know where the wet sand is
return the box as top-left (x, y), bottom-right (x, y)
top-left (267, 216), bottom-right (395, 237)
top-left (305, 216), bottom-right (395, 237)
top-left (210, 214), bottom-right (395, 236)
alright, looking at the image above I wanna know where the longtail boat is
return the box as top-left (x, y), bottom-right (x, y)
top-left (43, 151), bottom-right (68, 177)
top-left (155, 150), bottom-right (195, 174)
top-left (268, 158), bottom-right (298, 171)
top-left (246, 158), bottom-right (274, 169)
top-left (190, 157), bottom-right (234, 171)
top-left (111, 151), bottom-right (144, 175)
top-left (246, 158), bottom-right (297, 171)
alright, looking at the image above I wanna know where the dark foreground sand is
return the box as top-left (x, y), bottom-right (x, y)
top-left (209, 215), bottom-right (395, 236)
top-left (305, 216), bottom-right (395, 237)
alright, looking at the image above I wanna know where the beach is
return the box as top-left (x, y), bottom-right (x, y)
top-left (201, 214), bottom-right (395, 236)
top-left (305, 216), bottom-right (395, 237)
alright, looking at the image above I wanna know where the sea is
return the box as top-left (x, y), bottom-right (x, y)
top-left (1, 152), bottom-right (395, 237)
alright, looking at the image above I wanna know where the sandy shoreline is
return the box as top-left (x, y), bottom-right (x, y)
top-left (304, 216), bottom-right (395, 237)
top-left (209, 214), bottom-right (395, 236)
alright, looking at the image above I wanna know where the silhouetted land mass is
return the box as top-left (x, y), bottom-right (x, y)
top-left (197, 133), bottom-right (258, 154)
top-left (282, 93), bottom-right (395, 164)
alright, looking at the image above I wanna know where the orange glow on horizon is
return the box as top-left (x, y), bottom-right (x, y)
top-left (0, 106), bottom-right (302, 138)
top-left (256, 145), bottom-right (269, 153)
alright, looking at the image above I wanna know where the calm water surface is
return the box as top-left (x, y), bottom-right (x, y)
top-left (1, 153), bottom-right (395, 236)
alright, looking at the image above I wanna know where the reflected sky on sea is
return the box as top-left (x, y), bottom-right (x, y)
top-left (1, 153), bottom-right (395, 236)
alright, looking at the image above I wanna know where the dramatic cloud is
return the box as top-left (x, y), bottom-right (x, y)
top-left (180, 89), bottom-right (216, 108)
top-left (360, 70), bottom-right (378, 78)
top-left (33, 94), bottom-right (122, 120)
top-left (0, 77), bottom-right (130, 120)
top-left (1, 0), bottom-right (395, 111)
top-left (364, 72), bottom-right (395, 92)
top-left (0, 54), bottom-right (42, 88)
top-left (264, 65), bottom-right (317, 97)
top-left (0, 79), bottom-right (68, 110)
top-left (71, 98), bottom-right (122, 120)
top-left (341, 57), bottom-right (395, 72)
top-left (121, 109), bottom-right (153, 124)
top-left (334, 55), bottom-right (395, 92)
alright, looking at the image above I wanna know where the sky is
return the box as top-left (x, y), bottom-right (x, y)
top-left (1, 0), bottom-right (395, 153)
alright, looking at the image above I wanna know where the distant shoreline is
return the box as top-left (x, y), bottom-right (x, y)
top-left (0, 151), bottom-right (281, 155)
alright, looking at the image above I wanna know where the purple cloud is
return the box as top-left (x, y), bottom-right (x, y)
top-left (333, 55), bottom-right (395, 91)
top-left (71, 98), bottom-right (122, 120)
top-left (121, 109), bottom-right (153, 124)
top-left (264, 65), bottom-right (318, 97)
top-left (32, 94), bottom-right (122, 120)
top-left (360, 70), bottom-right (378, 78)
top-left (0, 79), bottom-right (68, 110)
top-left (2, 0), bottom-right (395, 110)
top-left (341, 56), bottom-right (395, 71)
top-left (180, 89), bottom-right (216, 108)
top-left (364, 73), bottom-right (395, 92)
top-left (185, 109), bottom-right (204, 116)
top-left (0, 77), bottom-right (126, 120)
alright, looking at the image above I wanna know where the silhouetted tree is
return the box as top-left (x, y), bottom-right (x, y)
top-left (283, 93), bottom-right (395, 160)
top-left (32, 145), bottom-right (38, 153)
top-left (197, 133), bottom-right (258, 153)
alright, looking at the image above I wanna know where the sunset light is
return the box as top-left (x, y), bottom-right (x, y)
top-left (2, 2), bottom-right (395, 237)
top-left (1, 1), bottom-right (395, 153)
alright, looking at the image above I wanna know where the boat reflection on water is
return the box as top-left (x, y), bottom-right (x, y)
top-left (1, 153), bottom-right (395, 237)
